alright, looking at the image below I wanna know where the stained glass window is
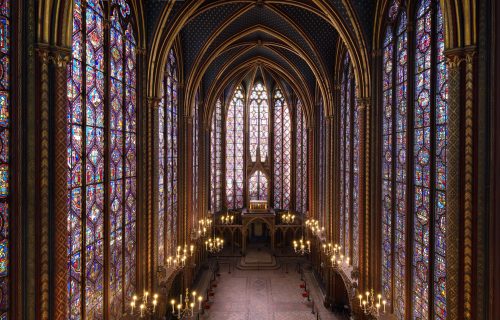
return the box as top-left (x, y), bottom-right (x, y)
top-left (295, 99), bottom-right (308, 214)
top-left (273, 88), bottom-right (291, 209)
top-left (249, 170), bottom-right (268, 201)
top-left (226, 87), bottom-right (244, 209)
top-left (318, 97), bottom-right (326, 227)
top-left (211, 98), bottom-right (223, 212)
top-left (249, 82), bottom-right (269, 163)
top-left (0, 0), bottom-right (10, 318)
top-left (158, 49), bottom-right (178, 265)
top-left (192, 91), bottom-right (200, 223)
top-left (68, 0), bottom-right (137, 317)
top-left (381, 1), bottom-right (447, 318)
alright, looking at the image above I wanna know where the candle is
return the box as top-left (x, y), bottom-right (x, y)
top-left (198, 296), bottom-right (203, 310)
top-left (131, 301), bottom-right (135, 313)
top-left (178, 304), bottom-right (181, 317)
top-left (376, 303), bottom-right (380, 315)
top-left (190, 303), bottom-right (195, 315)
top-left (144, 291), bottom-right (149, 303)
top-left (140, 304), bottom-right (145, 317)
top-left (382, 300), bottom-right (386, 312)
top-left (153, 300), bottom-right (157, 312)
top-left (377, 294), bottom-right (381, 305)
top-left (180, 294), bottom-right (182, 305)
top-left (358, 294), bottom-right (362, 307)
top-left (171, 299), bottom-right (175, 312)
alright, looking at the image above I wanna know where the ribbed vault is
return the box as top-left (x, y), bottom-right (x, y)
top-left (147, 0), bottom-right (370, 119)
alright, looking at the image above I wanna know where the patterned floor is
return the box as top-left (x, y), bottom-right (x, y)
top-left (202, 266), bottom-right (340, 320)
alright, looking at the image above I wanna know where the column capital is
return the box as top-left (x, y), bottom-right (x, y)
top-left (444, 45), bottom-right (477, 69)
top-left (356, 97), bottom-right (370, 110)
top-left (147, 97), bottom-right (162, 108)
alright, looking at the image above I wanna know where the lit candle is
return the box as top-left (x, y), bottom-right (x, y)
top-left (130, 301), bottom-right (135, 314)
top-left (178, 304), bottom-right (181, 317)
top-left (358, 294), bottom-right (362, 307)
top-left (198, 296), bottom-right (203, 310)
top-left (376, 303), bottom-right (380, 315)
top-left (382, 300), bottom-right (386, 313)
top-left (140, 304), bottom-right (145, 317)
top-left (171, 299), bottom-right (175, 312)
top-left (144, 291), bottom-right (149, 303)
top-left (377, 294), bottom-right (381, 305)
top-left (153, 300), bottom-right (157, 312)
top-left (190, 303), bottom-right (195, 315)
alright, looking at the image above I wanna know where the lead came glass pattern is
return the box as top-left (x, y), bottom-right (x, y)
top-left (68, 0), bottom-right (137, 318)
top-left (192, 92), bottom-right (200, 223)
top-left (273, 88), bottom-right (291, 209)
top-left (211, 98), bottom-right (222, 212)
top-left (226, 87), bottom-right (245, 209)
top-left (249, 170), bottom-right (267, 200)
top-left (318, 98), bottom-right (326, 227)
top-left (295, 100), bottom-right (308, 214)
top-left (249, 82), bottom-right (269, 163)
top-left (380, 1), bottom-right (447, 318)
top-left (0, 0), bottom-right (10, 317)
top-left (159, 49), bottom-right (178, 261)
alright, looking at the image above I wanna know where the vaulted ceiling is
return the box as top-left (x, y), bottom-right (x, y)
top-left (145, 0), bottom-right (374, 119)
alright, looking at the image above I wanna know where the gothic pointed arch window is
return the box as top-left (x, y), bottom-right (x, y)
top-left (0, 1), bottom-right (11, 318)
top-left (67, 0), bottom-right (138, 317)
top-left (211, 97), bottom-right (223, 212)
top-left (158, 48), bottom-right (178, 266)
top-left (226, 86), bottom-right (244, 209)
top-left (249, 82), bottom-right (269, 163)
top-left (249, 170), bottom-right (268, 201)
top-left (380, 0), bottom-right (447, 318)
top-left (272, 87), bottom-right (291, 209)
top-left (338, 52), bottom-right (361, 267)
top-left (192, 91), bottom-right (200, 223)
top-left (295, 99), bottom-right (308, 215)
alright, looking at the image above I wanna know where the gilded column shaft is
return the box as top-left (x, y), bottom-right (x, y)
top-left (52, 50), bottom-right (71, 320)
top-left (35, 47), bottom-right (50, 320)
top-left (445, 53), bottom-right (463, 320)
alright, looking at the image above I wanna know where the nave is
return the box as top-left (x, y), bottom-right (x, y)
top-left (2, 0), bottom-right (500, 319)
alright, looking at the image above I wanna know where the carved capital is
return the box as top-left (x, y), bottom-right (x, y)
top-left (147, 97), bottom-right (162, 108)
top-left (50, 51), bottom-right (71, 68)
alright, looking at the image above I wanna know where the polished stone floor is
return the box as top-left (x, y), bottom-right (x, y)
top-left (202, 263), bottom-right (341, 320)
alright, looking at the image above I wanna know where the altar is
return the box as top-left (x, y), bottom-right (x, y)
top-left (241, 204), bottom-right (276, 254)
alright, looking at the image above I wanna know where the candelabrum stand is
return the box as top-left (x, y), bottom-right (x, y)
top-left (170, 289), bottom-right (204, 319)
top-left (357, 289), bottom-right (386, 319)
top-left (129, 291), bottom-right (160, 318)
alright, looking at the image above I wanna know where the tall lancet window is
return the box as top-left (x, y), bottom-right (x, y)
top-left (318, 98), bottom-right (326, 226)
top-left (67, 0), bottom-right (137, 317)
top-left (158, 49), bottom-right (178, 267)
top-left (273, 88), bottom-right (291, 209)
top-left (249, 82), bottom-right (269, 163)
top-left (210, 98), bottom-right (223, 212)
top-left (381, 0), bottom-right (447, 318)
top-left (295, 99), bottom-right (308, 214)
top-left (249, 171), bottom-right (268, 201)
top-left (226, 87), bottom-right (244, 209)
top-left (339, 53), bottom-right (359, 264)
top-left (0, 1), bottom-right (11, 318)
top-left (192, 91), bottom-right (200, 223)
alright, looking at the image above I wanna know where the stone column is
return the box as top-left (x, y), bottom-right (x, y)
top-left (51, 49), bottom-right (71, 320)
top-left (357, 98), bottom-right (368, 290)
top-left (147, 97), bottom-right (161, 293)
top-left (35, 46), bottom-right (50, 320)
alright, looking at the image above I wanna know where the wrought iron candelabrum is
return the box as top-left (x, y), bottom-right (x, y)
top-left (357, 289), bottom-right (386, 318)
top-left (220, 212), bottom-right (234, 225)
top-left (166, 244), bottom-right (195, 271)
top-left (205, 236), bottom-right (224, 253)
top-left (281, 211), bottom-right (295, 224)
top-left (129, 291), bottom-right (160, 317)
top-left (305, 218), bottom-right (324, 237)
top-left (196, 217), bottom-right (212, 237)
top-left (293, 238), bottom-right (311, 255)
top-left (170, 288), bottom-right (204, 319)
